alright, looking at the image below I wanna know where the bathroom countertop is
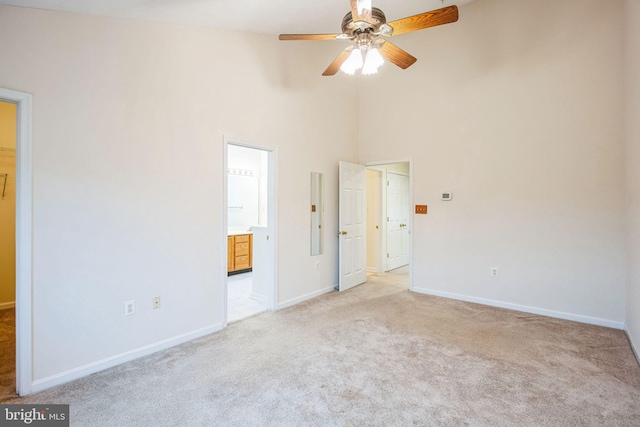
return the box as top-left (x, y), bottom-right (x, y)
top-left (228, 228), bottom-right (253, 236)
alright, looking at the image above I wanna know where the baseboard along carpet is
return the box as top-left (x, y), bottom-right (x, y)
top-left (2, 273), bottom-right (639, 426)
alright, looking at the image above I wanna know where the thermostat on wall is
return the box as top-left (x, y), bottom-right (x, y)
top-left (441, 192), bottom-right (452, 201)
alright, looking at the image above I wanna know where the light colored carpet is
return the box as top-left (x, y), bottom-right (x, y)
top-left (2, 275), bottom-right (639, 426)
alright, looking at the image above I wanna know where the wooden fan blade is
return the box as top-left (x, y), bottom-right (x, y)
top-left (322, 49), bottom-right (352, 76)
top-left (379, 41), bottom-right (417, 69)
top-left (350, 0), bottom-right (372, 23)
top-left (388, 5), bottom-right (458, 36)
top-left (279, 34), bottom-right (341, 41)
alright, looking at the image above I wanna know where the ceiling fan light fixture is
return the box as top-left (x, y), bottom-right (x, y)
top-left (279, 2), bottom-right (459, 76)
top-left (362, 48), bottom-right (383, 75)
top-left (340, 48), bottom-right (364, 75)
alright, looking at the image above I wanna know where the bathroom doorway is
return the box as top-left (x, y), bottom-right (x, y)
top-left (223, 139), bottom-right (277, 324)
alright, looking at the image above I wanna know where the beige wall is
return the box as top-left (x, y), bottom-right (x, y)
top-left (0, 101), bottom-right (16, 307)
top-left (359, 0), bottom-right (626, 324)
top-left (0, 5), bottom-right (358, 383)
top-left (624, 0), bottom-right (640, 357)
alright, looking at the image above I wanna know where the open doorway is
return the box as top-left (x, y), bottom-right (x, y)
top-left (224, 140), bottom-right (277, 324)
top-left (337, 159), bottom-right (412, 292)
top-left (365, 162), bottom-right (411, 289)
top-left (0, 100), bottom-right (16, 399)
top-left (0, 88), bottom-right (32, 397)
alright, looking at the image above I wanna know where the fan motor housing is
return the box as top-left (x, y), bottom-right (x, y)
top-left (341, 7), bottom-right (387, 35)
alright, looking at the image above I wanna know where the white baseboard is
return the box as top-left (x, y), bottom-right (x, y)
top-left (412, 287), bottom-right (624, 330)
top-left (277, 286), bottom-right (336, 310)
top-left (31, 323), bottom-right (223, 393)
top-left (0, 301), bottom-right (15, 310)
top-left (624, 325), bottom-right (640, 366)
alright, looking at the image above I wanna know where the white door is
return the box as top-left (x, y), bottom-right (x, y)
top-left (339, 161), bottom-right (367, 291)
top-left (386, 172), bottom-right (410, 271)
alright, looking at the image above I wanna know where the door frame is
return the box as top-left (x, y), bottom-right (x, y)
top-left (222, 136), bottom-right (278, 325)
top-left (0, 88), bottom-right (33, 396)
top-left (364, 158), bottom-right (413, 291)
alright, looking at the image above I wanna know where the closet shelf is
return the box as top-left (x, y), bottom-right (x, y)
top-left (0, 146), bottom-right (16, 154)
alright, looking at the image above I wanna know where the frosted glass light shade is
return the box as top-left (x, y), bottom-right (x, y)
top-left (362, 48), bottom-right (383, 75)
top-left (340, 49), bottom-right (364, 75)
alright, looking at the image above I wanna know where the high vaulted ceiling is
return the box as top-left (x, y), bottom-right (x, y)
top-left (0, 0), bottom-right (475, 35)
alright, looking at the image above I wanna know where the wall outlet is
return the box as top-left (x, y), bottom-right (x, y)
top-left (315, 261), bottom-right (320, 270)
top-left (152, 296), bottom-right (161, 309)
top-left (124, 300), bottom-right (135, 316)
top-left (490, 267), bottom-right (499, 277)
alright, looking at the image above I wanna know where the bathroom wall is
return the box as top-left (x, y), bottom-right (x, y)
top-left (227, 144), bottom-right (268, 229)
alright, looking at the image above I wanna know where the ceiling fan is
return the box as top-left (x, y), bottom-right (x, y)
top-left (279, 0), bottom-right (459, 76)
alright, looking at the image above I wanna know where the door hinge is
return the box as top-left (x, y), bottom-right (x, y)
top-left (387, 253), bottom-right (389, 258)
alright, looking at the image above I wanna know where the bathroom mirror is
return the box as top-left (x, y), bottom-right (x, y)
top-left (310, 172), bottom-right (324, 256)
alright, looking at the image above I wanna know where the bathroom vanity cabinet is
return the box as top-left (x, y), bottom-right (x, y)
top-left (228, 233), bottom-right (252, 274)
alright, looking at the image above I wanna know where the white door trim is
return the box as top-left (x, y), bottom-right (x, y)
top-left (0, 88), bottom-right (33, 396)
top-left (222, 136), bottom-right (278, 326)
top-left (364, 158), bottom-right (413, 291)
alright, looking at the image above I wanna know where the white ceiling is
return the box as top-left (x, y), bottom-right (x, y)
top-left (0, 0), bottom-right (475, 35)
